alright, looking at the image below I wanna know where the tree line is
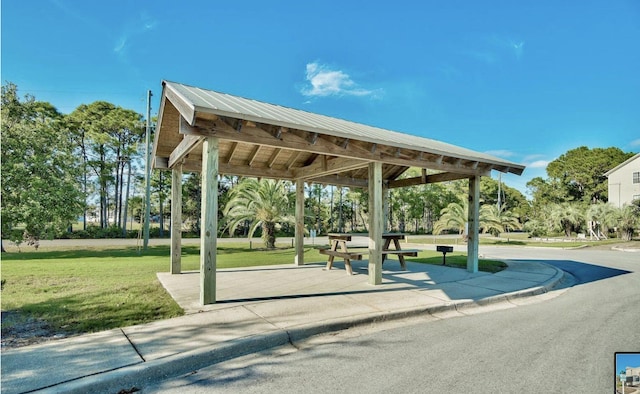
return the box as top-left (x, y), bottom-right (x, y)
top-left (525, 147), bottom-right (639, 241)
top-left (1, 83), bottom-right (145, 248)
top-left (2, 82), bottom-right (638, 250)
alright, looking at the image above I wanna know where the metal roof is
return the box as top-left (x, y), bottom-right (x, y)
top-left (164, 81), bottom-right (525, 175)
top-left (152, 81), bottom-right (525, 188)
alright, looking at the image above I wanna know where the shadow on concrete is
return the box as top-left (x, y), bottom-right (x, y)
top-left (213, 286), bottom-right (413, 304)
top-left (511, 259), bottom-right (631, 285)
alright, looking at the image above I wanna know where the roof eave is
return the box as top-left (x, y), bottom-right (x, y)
top-left (190, 105), bottom-right (526, 175)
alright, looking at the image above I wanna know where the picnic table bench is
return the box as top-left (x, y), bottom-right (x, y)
top-left (320, 233), bottom-right (419, 275)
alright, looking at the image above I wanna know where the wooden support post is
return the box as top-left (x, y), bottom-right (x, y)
top-left (467, 175), bottom-right (480, 273)
top-left (295, 179), bottom-right (305, 266)
top-left (170, 163), bottom-right (182, 274)
top-left (200, 137), bottom-right (218, 305)
top-left (382, 183), bottom-right (389, 232)
top-left (368, 162), bottom-right (383, 285)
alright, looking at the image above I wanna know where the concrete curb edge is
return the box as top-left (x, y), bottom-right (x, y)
top-left (40, 263), bottom-right (566, 393)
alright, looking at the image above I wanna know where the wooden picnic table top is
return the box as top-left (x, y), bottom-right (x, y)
top-left (327, 233), bottom-right (406, 241)
top-left (382, 233), bottom-right (405, 240)
top-left (327, 233), bottom-right (352, 241)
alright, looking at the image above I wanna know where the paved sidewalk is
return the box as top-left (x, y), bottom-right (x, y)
top-left (1, 258), bottom-right (564, 394)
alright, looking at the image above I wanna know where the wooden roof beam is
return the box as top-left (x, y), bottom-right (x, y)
top-left (219, 162), bottom-right (294, 180)
top-left (293, 156), bottom-right (371, 180)
top-left (388, 171), bottom-right (473, 188)
top-left (184, 118), bottom-right (491, 176)
top-left (309, 174), bottom-right (369, 189)
top-left (168, 135), bottom-right (204, 168)
top-left (156, 156), bottom-right (201, 172)
top-left (169, 117), bottom-right (206, 167)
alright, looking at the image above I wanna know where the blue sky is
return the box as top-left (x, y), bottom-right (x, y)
top-left (2, 1), bottom-right (639, 195)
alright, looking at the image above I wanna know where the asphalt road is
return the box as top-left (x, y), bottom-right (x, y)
top-left (144, 247), bottom-right (639, 393)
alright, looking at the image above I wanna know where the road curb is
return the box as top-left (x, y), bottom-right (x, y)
top-left (611, 246), bottom-right (640, 252)
top-left (36, 263), bottom-right (566, 394)
top-left (49, 331), bottom-right (292, 394)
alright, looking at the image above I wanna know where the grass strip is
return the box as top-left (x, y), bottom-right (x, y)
top-left (408, 251), bottom-right (507, 273)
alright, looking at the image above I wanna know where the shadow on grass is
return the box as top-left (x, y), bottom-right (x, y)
top-left (490, 240), bottom-right (527, 246)
top-left (11, 287), bottom-right (183, 334)
top-left (0, 245), bottom-right (177, 261)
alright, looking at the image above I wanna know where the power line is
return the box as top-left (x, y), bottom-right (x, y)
top-left (17, 89), bottom-right (138, 96)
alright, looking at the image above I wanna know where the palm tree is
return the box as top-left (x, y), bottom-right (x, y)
top-left (586, 202), bottom-right (618, 239)
top-left (549, 203), bottom-right (584, 237)
top-left (481, 205), bottom-right (522, 237)
top-left (433, 200), bottom-right (467, 236)
top-left (222, 178), bottom-right (294, 248)
top-left (618, 202), bottom-right (640, 241)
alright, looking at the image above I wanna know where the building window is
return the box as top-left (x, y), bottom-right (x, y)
top-left (634, 172), bottom-right (640, 184)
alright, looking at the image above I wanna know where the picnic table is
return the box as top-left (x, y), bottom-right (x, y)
top-left (320, 233), bottom-right (419, 275)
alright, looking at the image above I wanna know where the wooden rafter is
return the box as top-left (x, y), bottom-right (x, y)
top-left (304, 153), bottom-right (319, 166)
top-left (248, 145), bottom-right (262, 167)
top-left (286, 151), bottom-right (302, 170)
top-left (267, 148), bottom-right (282, 168)
top-left (169, 133), bottom-right (204, 168)
top-left (226, 142), bottom-right (239, 164)
top-left (293, 156), bottom-right (370, 180)
top-left (387, 171), bottom-right (472, 189)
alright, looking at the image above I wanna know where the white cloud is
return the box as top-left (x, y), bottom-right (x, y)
top-left (528, 160), bottom-right (550, 169)
top-left (523, 154), bottom-right (544, 162)
top-left (485, 149), bottom-right (515, 158)
top-left (301, 62), bottom-right (381, 98)
top-left (510, 40), bottom-right (524, 59)
top-left (114, 12), bottom-right (158, 55)
top-left (465, 36), bottom-right (524, 65)
top-left (630, 138), bottom-right (640, 147)
top-left (114, 37), bottom-right (127, 53)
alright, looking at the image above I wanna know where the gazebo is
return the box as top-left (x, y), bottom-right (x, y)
top-left (152, 81), bottom-right (525, 305)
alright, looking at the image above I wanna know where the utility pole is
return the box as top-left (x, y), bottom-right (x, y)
top-left (122, 158), bottom-right (132, 238)
top-left (143, 90), bottom-right (153, 250)
top-left (497, 172), bottom-right (502, 212)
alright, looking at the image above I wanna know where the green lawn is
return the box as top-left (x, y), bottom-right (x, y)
top-left (407, 253), bottom-right (507, 273)
top-left (1, 244), bottom-right (501, 335)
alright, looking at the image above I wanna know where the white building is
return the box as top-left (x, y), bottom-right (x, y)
top-left (626, 366), bottom-right (640, 386)
top-left (605, 153), bottom-right (640, 208)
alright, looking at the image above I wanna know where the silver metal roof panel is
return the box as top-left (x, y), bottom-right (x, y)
top-left (164, 81), bottom-right (525, 174)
